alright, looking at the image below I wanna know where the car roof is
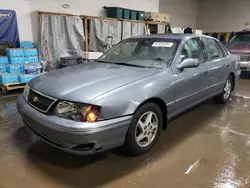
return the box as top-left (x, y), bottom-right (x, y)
top-left (235, 31), bottom-right (250, 35)
top-left (130, 34), bottom-right (212, 40)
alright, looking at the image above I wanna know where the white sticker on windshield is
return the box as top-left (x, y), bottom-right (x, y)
top-left (152, 42), bottom-right (173, 47)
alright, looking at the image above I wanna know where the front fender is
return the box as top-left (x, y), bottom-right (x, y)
top-left (90, 69), bottom-right (175, 120)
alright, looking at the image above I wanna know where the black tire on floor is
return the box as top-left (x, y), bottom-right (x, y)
top-left (214, 75), bottom-right (233, 104)
top-left (124, 103), bottom-right (163, 156)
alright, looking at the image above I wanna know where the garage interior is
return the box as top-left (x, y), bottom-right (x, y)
top-left (1, 0), bottom-right (250, 187)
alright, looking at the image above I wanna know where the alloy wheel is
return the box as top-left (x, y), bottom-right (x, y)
top-left (135, 111), bottom-right (159, 147)
top-left (224, 79), bottom-right (232, 99)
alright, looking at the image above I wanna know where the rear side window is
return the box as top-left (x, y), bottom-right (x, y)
top-left (217, 42), bottom-right (228, 57)
top-left (202, 38), bottom-right (224, 60)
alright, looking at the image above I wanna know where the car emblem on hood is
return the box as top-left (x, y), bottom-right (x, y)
top-left (33, 96), bottom-right (39, 103)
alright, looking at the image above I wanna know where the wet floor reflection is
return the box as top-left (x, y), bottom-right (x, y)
top-left (1, 80), bottom-right (250, 188)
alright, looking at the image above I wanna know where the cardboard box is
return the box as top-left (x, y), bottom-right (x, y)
top-left (145, 12), bottom-right (169, 22)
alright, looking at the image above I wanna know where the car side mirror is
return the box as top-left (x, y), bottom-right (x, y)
top-left (177, 58), bottom-right (199, 70)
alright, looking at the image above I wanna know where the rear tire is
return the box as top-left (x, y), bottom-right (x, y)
top-left (214, 75), bottom-right (233, 104)
top-left (124, 103), bottom-right (163, 156)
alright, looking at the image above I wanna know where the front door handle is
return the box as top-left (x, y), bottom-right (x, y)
top-left (204, 70), bottom-right (209, 74)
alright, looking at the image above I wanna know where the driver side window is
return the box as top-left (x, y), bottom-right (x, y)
top-left (105, 41), bottom-right (138, 61)
top-left (181, 38), bottom-right (204, 62)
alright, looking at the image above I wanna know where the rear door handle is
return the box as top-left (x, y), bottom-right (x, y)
top-left (204, 70), bottom-right (209, 74)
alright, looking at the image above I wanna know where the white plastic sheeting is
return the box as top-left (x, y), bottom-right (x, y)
top-left (157, 24), bottom-right (167, 34)
top-left (195, 30), bottom-right (203, 35)
top-left (122, 22), bottom-right (147, 40)
top-left (171, 27), bottom-right (184, 33)
top-left (89, 20), bottom-right (146, 52)
top-left (157, 24), bottom-right (172, 34)
top-left (38, 15), bottom-right (85, 69)
top-left (89, 19), bottom-right (122, 52)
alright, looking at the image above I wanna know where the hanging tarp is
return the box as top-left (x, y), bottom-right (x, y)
top-left (89, 19), bottom-right (122, 52)
top-left (172, 27), bottom-right (184, 33)
top-left (157, 24), bottom-right (172, 34)
top-left (38, 15), bottom-right (85, 69)
top-left (157, 24), bottom-right (166, 34)
top-left (122, 22), bottom-right (132, 40)
top-left (0, 9), bottom-right (19, 47)
top-left (131, 22), bottom-right (146, 36)
top-left (122, 22), bottom-right (146, 40)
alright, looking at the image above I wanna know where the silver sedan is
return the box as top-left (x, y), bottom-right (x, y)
top-left (17, 34), bottom-right (241, 156)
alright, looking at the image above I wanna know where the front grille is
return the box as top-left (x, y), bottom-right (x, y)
top-left (27, 89), bottom-right (56, 112)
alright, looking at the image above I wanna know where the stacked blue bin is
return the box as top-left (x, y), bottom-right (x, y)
top-left (20, 41), bottom-right (34, 48)
top-left (23, 48), bottom-right (39, 63)
top-left (0, 57), bottom-right (8, 73)
top-left (0, 43), bottom-right (43, 84)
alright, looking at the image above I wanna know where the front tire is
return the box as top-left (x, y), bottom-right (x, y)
top-left (124, 103), bottom-right (163, 156)
top-left (214, 75), bottom-right (233, 104)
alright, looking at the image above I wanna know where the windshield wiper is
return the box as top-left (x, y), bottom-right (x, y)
top-left (113, 62), bottom-right (150, 68)
top-left (96, 60), bottom-right (153, 68)
top-left (95, 60), bottom-right (114, 63)
top-left (151, 57), bottom-right (167, 62)
top-left (97, 60), bottom-right (149, 68)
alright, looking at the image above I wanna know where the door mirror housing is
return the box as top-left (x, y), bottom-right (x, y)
top-left (177, 58), bottom-right (199, 70)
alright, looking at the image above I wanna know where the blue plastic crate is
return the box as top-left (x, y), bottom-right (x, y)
top-left (0, 73), bottom-right (18, 84)
top-left (6, 48), bottom-right (24, 57)
top-left (18, 73), bottom-right (40, 83)
top-left (0, 56), bottom-right (8, 64)
top-left (10, 74), bottom-right (19, 83)
top-left (9, 57), bottom-right (25, 64)
top-left (0, 64), bottom-right (6, 73)
top-left (18, 74), bottom-right (24, 83)
top-left (20, 41), bottom-right (34, 48)
top-left (8, 57), bottom-right (17, 64)
top-left (19, 64), bottom-right (24, 73)
top-left (23, 48), bottom-right (38, 57)
top-left (0, 74), bottom-right (7, 83)
top-left (25, 56), bottom-right (39, 63)
top-left (6, 64), bottom-right (22, 73)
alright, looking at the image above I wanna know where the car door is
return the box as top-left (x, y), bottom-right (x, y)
top-left (170, 37), bottom-right (210, 116)
top-left (202, 37), bottom-right (230, 97)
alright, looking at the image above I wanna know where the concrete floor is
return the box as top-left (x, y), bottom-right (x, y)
top-left (1, 79), bottom-right (250, 188)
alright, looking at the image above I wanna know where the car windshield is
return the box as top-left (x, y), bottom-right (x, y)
top-left (97, 38), bottom-right (180, 69)
top-left (229, 33), bottom-right (250, 44)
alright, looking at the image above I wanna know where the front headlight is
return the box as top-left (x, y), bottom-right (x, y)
top-left (54, 101), bottom-right (101, 122)
top-left (23, 84), bottom-right (30, 101)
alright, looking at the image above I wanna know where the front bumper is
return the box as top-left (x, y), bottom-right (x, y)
top-left (239, 61), bottom-right (250, 71)
top-left (17, 96), bottom-right (132, 155)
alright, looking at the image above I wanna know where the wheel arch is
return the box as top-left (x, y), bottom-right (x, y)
top-left (229, 72), bottom-right (235, 91)
top-left (134, 97), bottom-right (168, 130)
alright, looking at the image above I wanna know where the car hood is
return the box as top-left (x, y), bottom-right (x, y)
top-left (226, 43), bottom-right (250, 54)
top-left (29, 62), bottom-right (162, 103)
